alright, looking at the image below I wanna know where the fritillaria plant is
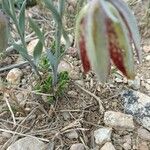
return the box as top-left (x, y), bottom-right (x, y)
top-left (75, 0), bottom-right (141, 82)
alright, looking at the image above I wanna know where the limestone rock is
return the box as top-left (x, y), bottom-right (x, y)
top-left (104, 111), bottom-right (134, 130)
top-left (6, 68), bottom-right (23, 84)
top-left (94, 128), bottom-right (112, 146)
top-left (100, 142), bottom-right (116, 150)
top-left (70, 143), bottom-right (85, 150)
top-left (121, 90), bottom-right (150, 130)
top-left (7, 137), bottom-right (46, 150)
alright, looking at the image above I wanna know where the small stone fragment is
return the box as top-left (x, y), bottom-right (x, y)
top-left (138, 141), bottom-right (149, 150)
top-left (143, 45), bottom-right (150, 53)
top-left (104, 111), bottom-right (134, 130)
top-left (6, 68), bottom-right (23, 84)
top-left (58, 60), bottom-right (72, 73)
top-left (7, 137), bottom-right (45, 150)
top-left (94, 128), bottom-right (112, 146)
top-left (62, 112), bottom-right (70, 121)
top-left (65, 130), bottom-right (78, 139)
top-left (1, 132), bottom-right (11, 139)
top-left (128, 76), bottom-right (141, 90)
top-left (145, 55), bottom-right (150, 61)
top-left (68, 90), bottom-right (78, 97)
top-left (123, 135), bottom-right (132, 149)
top-left (100, 142), bottom-right (116, 150)
top-left (70, 143), bottom-right (85, 150)
top-left (115, 78), bottom-right (123, 83)
top-left (138, 128), bottom-right (150, 141)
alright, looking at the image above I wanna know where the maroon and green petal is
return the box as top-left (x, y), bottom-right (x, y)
top-left (75, 4), bottom-right (91, 73)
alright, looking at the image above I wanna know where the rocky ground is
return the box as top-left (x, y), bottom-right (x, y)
top-left (0, 0), bottom-right (150, 150)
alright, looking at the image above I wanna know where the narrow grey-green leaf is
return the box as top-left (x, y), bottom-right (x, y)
top-left (13, 43), bottom-right (28, 56)
top-left (44, 0), bottom-right (62, 27)
top-left (2, 0), bottom-right (14, 19)
top-left (33, 40), bottom-right (43, 64)
top-left (28, 17), bottom-right (44, 44)
top-left (108, 0), bottom-right (141, 62)
top-left (46, 49), bottom-right (56, 67)
top-left (18, 0), bottom-right (26, 38)
top-left (0, 12), bottom-right (8, 53)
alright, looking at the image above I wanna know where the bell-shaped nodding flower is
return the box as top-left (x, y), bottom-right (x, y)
top-left (75, 0), bottom-right (141, 83)
top-left (0, 11), bottom-right (8, 53)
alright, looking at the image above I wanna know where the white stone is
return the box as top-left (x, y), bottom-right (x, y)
top-left (6, 68), bottom-right (23, 84)
top-left (58, 60), bottom-right (72, 73)
top-left (100, 142), bottom-right (116, 150)
top-left (115, 78), bottom-right (123, 83)
top-left (94, 128), bottom-right (112, 146)
top-left (104, 111), bottom-right (134, 130)
top-left (70, 143), bottom-right (85, 150)
top-left (128, 76), bottom-right (141, 90)
top-left (7, 137), bottom-right (45, 150)
top-left (146, 79), bottom-right (150, 84)
top-left (145, 83), bottom-right (150, 90)
top-left (145, 55), bottom-right (150, 61)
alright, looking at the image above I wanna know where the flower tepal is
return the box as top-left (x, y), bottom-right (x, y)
top-left (75, 0), bottom-right (141, 82)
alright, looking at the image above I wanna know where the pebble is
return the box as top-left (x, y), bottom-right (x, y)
top-left (7, 137), bottom-right (46, 150)
top-left (145, 83), bottom-right (150, 90)
top-left (69, 70), bottom-right (80, 80)
top-left (58, 60), bottom-right (73, 73)
top-left (123, 135), bottom-right (132, 150)
top-left (104, 111), bottom-right (134, 130)
top-left (145, 55), bottom-right (150, 61)
top-left (128, 76), bottom-right (141, 90)
top-left (65, 130), bottom-right (78, 139)
top-left (100, 142), bottom-right (116, 150)
top-left (138, 128), bottom-right (150, 141)
top-left (6, 68), bottom-right (23, 84)
top-left (1, 132), bottom-right (11, 139)
top-left (143, 45), bottom-right (150, 53)
top-left (68, 90), bottom-right (78, 97)
top-left (146, 79), bottom-right (150, 84)
top-left (70, 143), bottom-right (85, 150)
top-left (115, 78), bottom-right (123, 83)
top-left (62, 112), bottom-right (70, 121)
top-left (121, 90), bottom-right (150, 130)
top-left (94, 128), bottom-right (112, 146)
top-left (138, 141), bottom-right (149, 150)
top-left (75, 80), bottom-right (84, 86)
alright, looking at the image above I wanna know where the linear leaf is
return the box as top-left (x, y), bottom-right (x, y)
top-left (0, 12), bottom-right (8, 53)
top-left (33, 40), bottom-right (43, 64)
top-left (18, 0), bottom-right (26, 38)
top-left (28, 17), bottom-right (44, 44)
top-left (44, 0), bottom-right (62, 28)
top-left (2, 0), bottom-right (14, 19)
